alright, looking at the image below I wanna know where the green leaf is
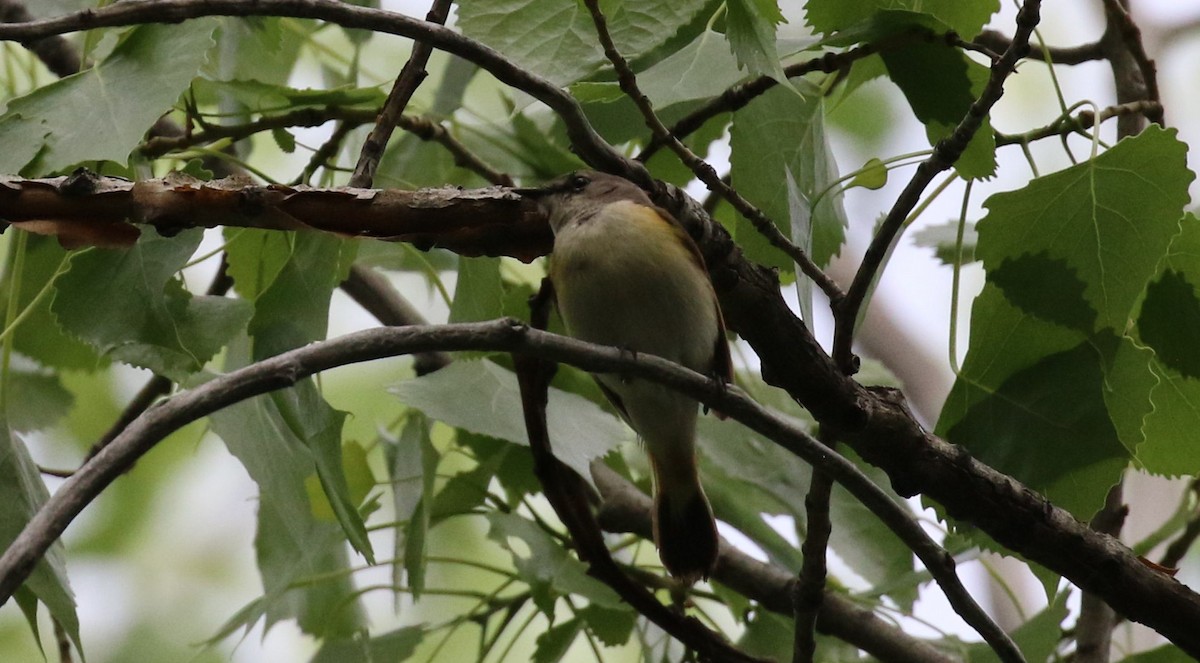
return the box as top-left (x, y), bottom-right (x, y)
top-left (725, 0), bottom-right (788, 84)
top-left (457, 0), bottom-right (708, 86)
top-left (1132, 216), bottom-right (1200, 474)
top-left (7, 358), bottom-right (73, 433)
top-left (938, 288), bottom-right (1128, 518)
top-left (391, 360), bottom-right (628, 480)
top-left (207, 17), bottom-right (306, 87)
top-left (224, 228), bottom-right (294, 300)
top-left (967, 589), bottom-right (1068, 662)
top-left (698, 414), bottom-right (914, 597)
top-left (881, 42), bottom-right (995, 179)
top-left (1, 238), bottom-right (100, 371)
top-left (51, 230), bottom-right (253, 380)
top-left (449, 257), bottom-right (505, 323)
top-left (387, 416), bottom-right (438, 596)
top-left (270, 126), bottom-right (296, 153)
top-left (912, 219), bottom-right (977, 265)
top-left (208, 366), bottom-right (366, 638)
top-left (190, 79), bottom-right (384, 112)
top-left (625, 31), bottom-right (742, 108)
top-left (457, 431), bottom-right (541, 506)
top-left (738, 610), bottom-right (793, 661)
top-left (977, 126), bottom-right (1193, 334)
top-left (729, 82), bottom-right (847, 271)
top-left (577, 604), bottom-right (636, 648)
top-left (807, 0), bottom-right (998, 39)
top-left (309, 626), bottom-right (426, 663)
top-left (533, 617), bottom-right (582, 663)
top-left (987, 253), bottom-right (1095, 332)
top-left (0, 425), bottom-right (81, 655)
top-left (848, 157), bottom-right (888, 190)
top-left (1139, 269), bottom-right (1200, 378)
top-left (486, 512), bottom-right (622, 614)
top-left (0, 20), bottom-right (218, 173)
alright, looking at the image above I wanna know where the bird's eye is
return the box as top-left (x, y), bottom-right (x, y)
top-left (570, 174), bottom-right (590, 191)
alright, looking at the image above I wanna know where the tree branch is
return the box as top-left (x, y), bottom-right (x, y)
top-left (832, 0), bottom-right (1043, 374)
top-left (0, 319), bottom-right (1195, 652)
top-left (793, 431), bottom-right (835, 663)
top-left (0, 0), bottom-right (639, 182)
top-left (974, 29), bottom-right (1106, 65)
top-left (0, 173), bottom-right (552, 261)
top-left (582, 0), bottom-right (843, 304)
top-left (590, 462), bottom-right (957, 663)
top-left (348, 0), bottom-right (452, 188)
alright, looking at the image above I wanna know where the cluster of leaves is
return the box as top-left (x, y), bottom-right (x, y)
top-left (0, 0), bottom-right (1197, 662)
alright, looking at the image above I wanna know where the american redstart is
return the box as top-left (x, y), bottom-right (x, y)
top-left (517, 171), bottom-right (731, 583)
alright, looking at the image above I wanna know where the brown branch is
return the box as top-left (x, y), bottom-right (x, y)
top-left (1076, 485), bottom-right (1128, 663)
top-left (140, 106), bottom-right (377, 158)
top-left (590, 462), bottom-right (957, 663)
top-left (0, 0), bottom-right (639, 182)
top-left (348, 0), bottom-right (452, 188)
top-left (832, 0), bottom-right (1044, 374)
top-left (974, 29), bottom-right (1106, 65)
top-left (0, 174), bottom-right (552, 262)
top-left (994, 100), bottom-right (1162, 146)
top-left (0, 319), bottom-right (1196, 653)
top-left (793, 431), bottom-right (836, 663)
top-left (340, 265), bottom-right (449, 376)
top-left (581, 0), bottom-right (843, 304)
top-left (1100, 0), bottom-right (1162, 127)
top-left (635, 42), bottom-right (881, 163)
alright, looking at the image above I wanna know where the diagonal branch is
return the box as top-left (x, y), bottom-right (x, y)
top-left (581, 0), bottom-right (843, 303)
top-left (349, 0), bottom-right (453, 188)
top-left (589, 462), bottom-right (957, 663)
top-left (0, 320), bottom-right (1195, 652)
top-left (831, 0), bottom-right (1044, 374)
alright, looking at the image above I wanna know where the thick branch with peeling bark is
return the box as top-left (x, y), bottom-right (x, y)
top-left (0, 173), bottom-right (551, 260)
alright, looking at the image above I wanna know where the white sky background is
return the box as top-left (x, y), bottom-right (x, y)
top-left (9, 1), bottom-right (1200, 661)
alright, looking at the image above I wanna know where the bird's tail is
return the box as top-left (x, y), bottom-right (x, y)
top-left (650, 454), bottom-right (718, 584)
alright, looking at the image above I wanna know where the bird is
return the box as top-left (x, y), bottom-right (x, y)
top-left (517, 170), bottom-right (731, 583)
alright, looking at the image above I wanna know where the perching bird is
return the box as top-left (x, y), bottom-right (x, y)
top-left (518, 171), bottom-right (731, 583)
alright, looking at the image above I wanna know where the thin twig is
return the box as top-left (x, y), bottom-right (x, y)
top-left (340, 264), bottom-right (449, 375)
top-left (0, 0), bottom-right (637, 179)
top-left (635, 42), bottom-right (881, 162)
top-left (1076, 485), bottom-right (1127, 663)
top-left (297, 119), bottom-right (358, 184)
top-left (590, 462), bottom-right (957, 663)
top-left (994, 100), bottom-right (1162, 146)
top-left (140, 106), bottom-right (378, 158)
top-left (974, 29), bottom-right (1105, 65)
top-left (348, 0), bottom-right (452, 188)
top-left (1100, 0), bottom-right (1163, 126)
top-left (831, 0), bottom-right (1045, 374)
top-left (582, 0), bottom-right (843, 303)
top-left (793, 429), bottom-right (836, 663)
top-left (1160, 480), bottom-right (1200, 570)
